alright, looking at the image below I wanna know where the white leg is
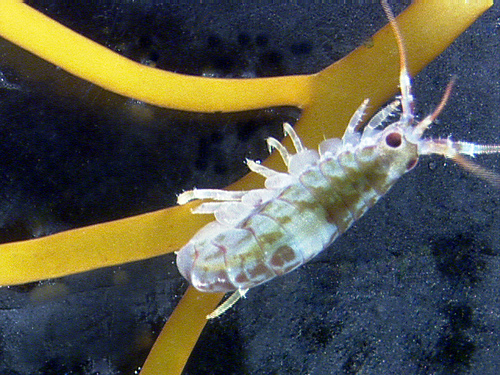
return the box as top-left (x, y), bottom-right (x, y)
top-left (266, 137), bottom-right (291, 166)
top-left (246, 159), bottom-right (279, 178)
top-left (191, 201), bottom-right (225, 214)
top-left (362, 100), bottom-right (399, 140)
top-left (177, 189), bottom-right (247, 205)
top-left (207, 289), bottom-right (248, 319)
top-left (283, 122), bottom-right (305, 153)
top-left (344, 98), bottom-right (369, 137)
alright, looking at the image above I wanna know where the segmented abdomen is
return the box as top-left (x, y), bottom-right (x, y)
top-left (177, 144), bottom-right (400, 293)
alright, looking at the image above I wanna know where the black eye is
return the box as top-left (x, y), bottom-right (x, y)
top-left (386, 132), bottom-right (402, 148)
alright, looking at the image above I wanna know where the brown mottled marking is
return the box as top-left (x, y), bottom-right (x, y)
top-left (246, 261), bottom-right (275, 280)
top-left (260, 200), bottom-right (294, 225)
top-left (270, 245), bottom-right (299, 274)
top-left (320, 160), bottom-right (363, 219)
top-left (257, 231), bottom-right (284, 245)
top-left (278, 185), bottom-right (325, 217)
top-left (234, 272), bottom-right (250, 284)
top-left (299, 168), bottom-right (352, 231)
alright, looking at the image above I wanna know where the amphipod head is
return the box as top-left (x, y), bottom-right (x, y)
top-left (351, 99), bottom-right (421, 189)
top-left (356, 65), bottom-right (458, 185)
top-left (371, 119), bottom-right (420, 177)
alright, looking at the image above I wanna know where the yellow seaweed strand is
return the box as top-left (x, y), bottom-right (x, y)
top-left (140, 287), bottom-right (224, 374)
top-left (0, 203), bottom-right (209, 286)
top-left (0, 0), bottom-right (311, 112)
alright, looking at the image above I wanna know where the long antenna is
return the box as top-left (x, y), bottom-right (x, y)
top-left (381, 0), bottom-right (414, 125)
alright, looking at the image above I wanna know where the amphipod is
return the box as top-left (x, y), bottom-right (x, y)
top-left (177, 2), bottom-right (500, 318)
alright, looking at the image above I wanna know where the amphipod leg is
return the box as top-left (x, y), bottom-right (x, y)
top-left (343, 98), bottom-right (369, 146)
top-left (246, 159), bottom-right (280, 178)
top-left (190, 201), bottom-right (225, 214)
top-left (345, 99), bottom-right (369, 135)
top-left (206, 289), bottom-right (248, 319)
top-left (283, 122), bottom-right (305, 153)
top-left (177, 189), bottom-right (247, 205)
top-left (362, 100), bottom-right (399, 140)
top-left (266, 137), bottom-right (291, 167)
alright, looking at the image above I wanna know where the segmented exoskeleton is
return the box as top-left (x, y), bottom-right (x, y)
top-left (176, 1), bottom-right (500, 318)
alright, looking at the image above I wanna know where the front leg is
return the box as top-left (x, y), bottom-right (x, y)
top-left (177, 189), bottom-right (247, 205)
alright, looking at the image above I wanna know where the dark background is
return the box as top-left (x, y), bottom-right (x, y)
top-left (0, 1), bottom-right (498, 374)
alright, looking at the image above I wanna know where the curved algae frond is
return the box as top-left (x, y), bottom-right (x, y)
top-left (140, 287), bottom-right (224, 374)
top-left (0, 204), bottom-right (204, 286)
top-left (0, 1), bottom-right (492, 374)
top-left (0, 0), bottom-right (311, 112)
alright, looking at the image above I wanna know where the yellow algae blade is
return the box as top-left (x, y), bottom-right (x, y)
top-left (140, 287), bottom-right (224, 375)
top-left (0, 0), bottom-right (311, 112)
top-left (0, 203), bottom-right (210, 286)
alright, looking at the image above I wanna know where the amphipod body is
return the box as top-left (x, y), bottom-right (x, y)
top-left (176, 2), bottom-right (500, 317)
top-left (177, 120), bottom-right (419, 292)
